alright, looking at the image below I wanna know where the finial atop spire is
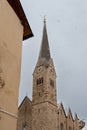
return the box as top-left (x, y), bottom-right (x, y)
top-left (44, 15), bottom-right (46, 23)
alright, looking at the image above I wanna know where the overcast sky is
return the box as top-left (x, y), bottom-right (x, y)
top-left (19, 0), bottom-right (87, 125)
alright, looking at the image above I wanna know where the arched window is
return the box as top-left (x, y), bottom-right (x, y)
top-left (60, 123), bottom-right (64, 130)
top-left (23, 127), bottom-right (26, 130)
top-left (69, 126), bottom-right (72, 130)
top-left (22, 122), bottom-right (28, 130)
top-left (22, 121), bottom-right (29, 130)
top-left (49, 78), bottom-right (54, 87)
top-left (36, 77), bottom-right (44, 85)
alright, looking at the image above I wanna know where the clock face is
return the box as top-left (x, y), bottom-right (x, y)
top-left (36, 66), bottom-right (43, 74)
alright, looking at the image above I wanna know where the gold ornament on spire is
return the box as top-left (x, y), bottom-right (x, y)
top-left (44, 15), bottom-right (46, 23)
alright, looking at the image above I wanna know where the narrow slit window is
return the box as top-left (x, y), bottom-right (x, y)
top-left (50, 78), bottom-right (54, 87)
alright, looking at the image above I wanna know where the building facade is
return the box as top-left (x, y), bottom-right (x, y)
top-left (16, 20), bottom-right (85, 130)
top-left (0, 1), bottom-right (33, 130)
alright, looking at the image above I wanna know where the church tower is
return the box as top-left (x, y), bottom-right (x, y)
top-left (32, 19), bottom-right (57, 130)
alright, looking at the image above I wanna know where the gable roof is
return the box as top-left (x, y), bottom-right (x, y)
top-left (58, 103), bottom-right (67, 118)
top-left (74, 113), bottom-right (79, 121)
top-left (18, 96), bottom-right (32, 110)
top-left (7, 0), bottom-right (33, 40)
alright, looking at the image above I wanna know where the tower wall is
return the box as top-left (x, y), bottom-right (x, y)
top-left (32, 103), bottom-right (57, 130)
top-left (0, 1), bottom-right (23, 130)
top-left (32, 59), bottom-right (57, 106)
top-left (32, 63), bottom-right (57, 130)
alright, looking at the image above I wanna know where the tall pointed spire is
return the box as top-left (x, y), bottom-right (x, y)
top-left (38, 18), bottom-right (51, 61)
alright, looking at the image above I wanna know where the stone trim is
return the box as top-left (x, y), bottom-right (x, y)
top-left (0, 107), bottom-right (18, 119)
top-left (32, 101), bottom-right (57, 107)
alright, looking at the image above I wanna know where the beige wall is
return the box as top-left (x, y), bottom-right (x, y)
top-left (0, 0), bottom-right (23, 130)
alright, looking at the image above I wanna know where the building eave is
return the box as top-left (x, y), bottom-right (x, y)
top-left (7, 0), bottom-right (33, 41)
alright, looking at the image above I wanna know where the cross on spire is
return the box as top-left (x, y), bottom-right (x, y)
top-left (44, 15), bottom-right (46, 23)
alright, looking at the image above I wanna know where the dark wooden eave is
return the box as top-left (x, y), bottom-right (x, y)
top-left (7, 0), bottom-right (33, 40)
